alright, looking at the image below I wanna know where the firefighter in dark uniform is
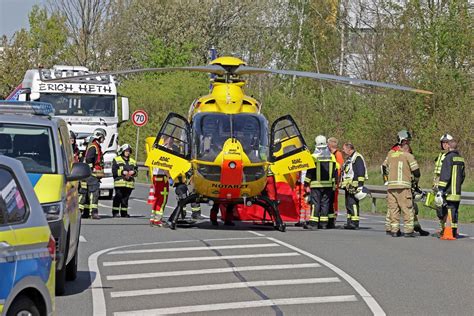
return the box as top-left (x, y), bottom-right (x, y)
top-left (304, 135), bottom-right (339, 229)
top-left (112, 144), bottom-right (138, 218)
top-left (69, 130), bottom-right (80, 162)
top-left (81, 128), bottom-right (106, 219)
top-left (341, 142), bottom-right (367, 230)
top-left (434, 138), bottom-right (465, 238)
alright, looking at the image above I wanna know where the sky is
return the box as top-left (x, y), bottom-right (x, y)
top-left (0, 0), bottom-right (46, 38)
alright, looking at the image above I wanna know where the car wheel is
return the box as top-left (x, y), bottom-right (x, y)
top-left (66, 242), bottom-right (79, 281)
top-left (6, 295), bottom-right (40, 316)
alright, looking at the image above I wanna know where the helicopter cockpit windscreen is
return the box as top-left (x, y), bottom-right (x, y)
top-left (192, 113), bottom-right (269, 163)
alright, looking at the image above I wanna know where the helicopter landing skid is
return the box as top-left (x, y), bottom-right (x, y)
top-left (166, 193), bottom-right (286, 232)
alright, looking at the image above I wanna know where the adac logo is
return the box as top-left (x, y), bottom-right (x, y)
top-left (288, 157), bottom-right (309, 171)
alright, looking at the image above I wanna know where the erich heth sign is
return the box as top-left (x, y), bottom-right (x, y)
top-left (38, 83), bottom-right (114, 94)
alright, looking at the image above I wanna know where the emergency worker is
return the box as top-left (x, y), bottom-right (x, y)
top-left (150, 137), bottom-right (174, 226)
top-left (328, 137), bottom-right (344, 216)
top-left (385, 144), bottom-right (420, 237)
top-left (81, 128), bottom-right (106, 219)
top-left (70, 130), bottom-right (79, 162)
top-left (304, 135), bottom-right (339, 229)
top-left (434, 138), bottom-right (465, 238)
top-left (382, 130), bottom-right (429, 236)
top-left (341, 142), bottom-right (367, 230)
top-left (433, 134), bottom-right (452, 190)
top-left (112, 144), bottom-right (138, 217)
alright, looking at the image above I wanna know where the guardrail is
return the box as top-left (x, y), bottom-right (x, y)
top-left (340, 185), bottom-right (474, 212)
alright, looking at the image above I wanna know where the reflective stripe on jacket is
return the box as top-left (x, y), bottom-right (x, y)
top-left (304, 150), bottom-right (339, 188)
top-left (438, 151), bottom-right (465, 202)
top-left (112, 156), bottom-right (138, 188)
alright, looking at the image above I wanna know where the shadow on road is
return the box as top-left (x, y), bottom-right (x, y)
top-left (62, 271), bottom-right (95, 296)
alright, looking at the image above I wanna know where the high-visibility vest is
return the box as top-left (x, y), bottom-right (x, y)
top-left (305, 151), bottom-right (339, 188)
top-left (438, 151), bottom-right (465, 202)
top-left (433, 152), bottom-right (446, 187)
top-left (113, 156), bottom-right (137, 188)
top-left (341, 152), bottom-right (367, 187)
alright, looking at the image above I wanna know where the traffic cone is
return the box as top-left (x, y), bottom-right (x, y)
top-left (147, 185), bottom-right (156, 205)
top-left (441, 209), bottom-right (456, 240)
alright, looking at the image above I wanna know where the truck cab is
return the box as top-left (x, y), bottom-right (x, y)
top-left (17, 65), bottom-right (129, 198)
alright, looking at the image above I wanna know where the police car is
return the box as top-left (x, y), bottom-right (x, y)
top-left (0, 101), bottom-right (90, 295)
top-left (0, 155), bottom-right (55, 316)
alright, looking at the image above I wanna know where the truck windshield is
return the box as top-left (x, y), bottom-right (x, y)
top-left (0, 124), bottom-right (57, 174)
top-left (39, 93), bottom-right (115, 117)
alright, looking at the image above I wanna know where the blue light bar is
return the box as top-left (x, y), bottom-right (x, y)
top-left (0, 101), bottom-right (55, 116)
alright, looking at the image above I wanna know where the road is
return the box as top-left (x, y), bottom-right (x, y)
top-left (57, 184), bottom-right (474, 315)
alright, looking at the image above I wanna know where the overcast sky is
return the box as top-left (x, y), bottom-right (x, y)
top-left (0, 0), bottom-right (46, 38)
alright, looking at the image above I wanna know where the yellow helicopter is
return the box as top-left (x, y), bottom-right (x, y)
top-left (44, 56), bottom-right (431, 231)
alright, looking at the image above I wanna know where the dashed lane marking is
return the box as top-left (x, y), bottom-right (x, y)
top-left (79, 235), bottom-right (87, 243)
top-left (113, 295), bottom-right (358, 315)
top-left (106, 263), bottom-right (321, 281)
top-left (103, 252), bottom-right (300, 267)
top-left (111, 277), bottom-right (340, 298)
top-left (268, 237), bottom-right (386, 316)
top-left (108, 243), bottom-right (279, 255)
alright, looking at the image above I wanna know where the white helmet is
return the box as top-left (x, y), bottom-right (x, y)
top-left (315, 135), bottom-right (327, 149)
top-left (119, 143), bottom-right (132, 155)
top-left (354, 187), bottom-right (370, 201)
top-left (439, 133), bottom-right (453, 149)
top-left (397, 129), bottom-right (412, 144)
top-left (92, 128), bottom-right (107, 140)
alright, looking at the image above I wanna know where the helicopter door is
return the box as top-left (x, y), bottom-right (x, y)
top-left (269, 115), bottom-right (315, 175)
top-left (145, 113), bottom-right (192, 180)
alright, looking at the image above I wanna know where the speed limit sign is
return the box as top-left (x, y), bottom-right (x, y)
top-left (132, 110), bottom-right (149, 127)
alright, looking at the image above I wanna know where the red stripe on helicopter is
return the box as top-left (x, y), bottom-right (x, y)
top-left (219, 160), bottom-right (243, 199)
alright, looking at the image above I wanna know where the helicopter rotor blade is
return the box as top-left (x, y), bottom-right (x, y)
top-left (234, 66), bottom-right (432, 95)
top-left (41, 65), bottom-right (227, 83)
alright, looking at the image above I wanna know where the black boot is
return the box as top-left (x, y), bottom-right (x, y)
top-left (404, 232), bottom-right (416, 238)
top-left (391, 230), bottom-right (401, 237)
top-left (344, 221), bottom-right (356, 230)
top-left (414, 225), bottom-right (430, 236)
top-left (82, 210), bottom-right (90, 219)
top-left (353, 221), bottom-right (359, 230)
top-left (452, 228), bottom-right (458, 239)
top-left (120, 212), bottom-right (130, 218)
top-left (327, 219), bottom-right (335, 229)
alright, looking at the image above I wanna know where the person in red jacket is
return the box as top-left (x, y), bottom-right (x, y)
top-left (328, 137), bottom-right (344, 218)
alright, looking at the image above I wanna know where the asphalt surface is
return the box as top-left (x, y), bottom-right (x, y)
top-left (56, 184), bottom-right (474, 316)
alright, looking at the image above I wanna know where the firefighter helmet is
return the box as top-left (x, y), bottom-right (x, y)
top-left (92, 128), bottom-right (107, 141)
top-left (439, 133), bottom-right (453, 149)
top-left (315, 135), bottom-right (327, 148)
top-left (119, 143), bottom-right (132, 155)
top-left (354, 187), bottom-right (370, 201)
top-left (397, 129), bottom-right (412, 144)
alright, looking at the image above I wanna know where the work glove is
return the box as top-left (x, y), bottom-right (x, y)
top-left (434, 191), bottom-right (444, 207)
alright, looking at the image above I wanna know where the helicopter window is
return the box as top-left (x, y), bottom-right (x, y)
top-left (271, 119), bottom-right (303, 159)
top-left (192, 113), bottom-right (268, 163)
top-left (155, 116), bottom-right (190, 158)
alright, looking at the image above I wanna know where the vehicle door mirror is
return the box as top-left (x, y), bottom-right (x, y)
top-left (121, 97), bottom-right (129, 121)
top-left (66, 162), bottom-right (91, 182)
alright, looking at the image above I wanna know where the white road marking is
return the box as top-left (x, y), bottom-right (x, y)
top-left (103, 252), bottom-right (300, 267)
top-left (111, 277), bottom-right (340, 298)
top-left (89, 239), bottom-right (235, 316)
top-left (108, 243), bottom-right (279, 255)
top-left (131, 198), bottom-right (147, 203)
top-left (106, 263), bottom-right (320, 281)
top-left (79, 235), bottom-right (87, 243)
top-left (98, 203), bottom-right (110, 208)
top-left (114, 295), bottom-right (358, 315)
top-left (267, 237), bottom-right (386, 316)
top-left (247, 230), bottom-right (265, 237)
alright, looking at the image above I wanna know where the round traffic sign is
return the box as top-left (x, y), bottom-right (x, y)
top-left (132, 110), bottom-right (148, 127)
